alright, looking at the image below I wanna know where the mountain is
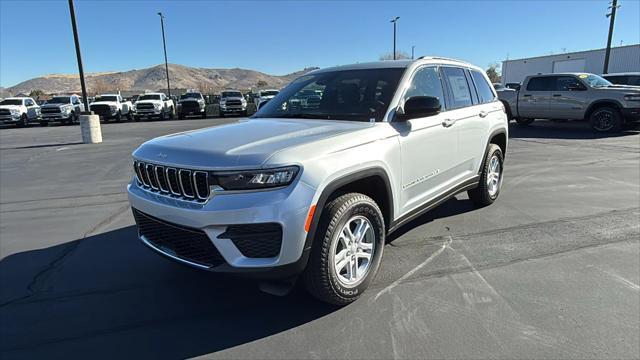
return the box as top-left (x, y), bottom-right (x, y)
top-left (5, 64), bottom-right (319, 96)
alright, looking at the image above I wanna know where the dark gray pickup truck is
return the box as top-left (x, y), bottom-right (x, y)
top-left (497, 73), bottom-right (640, 132)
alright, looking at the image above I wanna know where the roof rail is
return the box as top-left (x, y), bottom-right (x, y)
top-left (416, 55), bottom-right (460, 62)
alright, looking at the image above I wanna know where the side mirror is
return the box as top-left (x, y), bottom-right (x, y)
top-left (396, 96), bottom-right (441, 121)
top-left (567, 83), bottom-right (586, 91)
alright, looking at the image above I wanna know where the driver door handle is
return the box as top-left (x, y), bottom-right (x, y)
top-left (479, 111), bottom-right (488, 118)
top-left (442, 118), bottom-right (456, 128)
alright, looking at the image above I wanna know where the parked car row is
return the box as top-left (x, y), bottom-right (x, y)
top-left (495, 72), bottom-right (640, 132)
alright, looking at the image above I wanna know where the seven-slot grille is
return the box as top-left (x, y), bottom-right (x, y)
top-left (180, 100), bottom-right (200, 111)
top-left (134, 160), bottom-right (211, 202)
top-left (132, 208), bottom-right (225, 268)
top-left (41, 107), bottom-right (61, 113)
top-left (0, 109), bottom-right (10, 116)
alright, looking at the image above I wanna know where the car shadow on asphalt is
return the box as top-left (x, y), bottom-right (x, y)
top-left (508, 120), bottom-right (640, 140)
top-left (0, 226), bottom-right (337, 359)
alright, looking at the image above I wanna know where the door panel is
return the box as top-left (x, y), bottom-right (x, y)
top-left (397, 66), bottom-right (459, 215)
top-left (548, 76), bottom-right (589, 119)
top-left (519, 76), bottom-right (553, 118)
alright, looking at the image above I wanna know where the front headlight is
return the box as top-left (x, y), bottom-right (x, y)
top-left (623, 94), bottom-right (640, 101)
top-left (10, 109), bottom-right (20, 115)
top-left (154, 103), bottom-right (162, 109)
top-left (61, 106), bottom-right (71, 113)
top-left (110, 105), bottom-right (117, 111)
top-left (214, 166), bottom-right (299, 190)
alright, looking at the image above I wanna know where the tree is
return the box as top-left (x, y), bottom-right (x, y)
top-left (256, 80), bottom-right (268, 88)
top-left (486, 63), bottom-right (501, 83)
top-left (29, 89), bottom-right (45, 99)
top-left (379, 51), bottom-right (411, 61)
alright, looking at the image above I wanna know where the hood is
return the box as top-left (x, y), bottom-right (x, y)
top-left (136, 99), bottom-right (162, 104)
top-left (133, 118), bottom-right (373, 169)
top-left (597, 85), bottom-right (640, 91)
top-left (90, 101), bottom-right (117, 106)
top-left (0, 105), bottom-right (22, 111)
top-left (221, 97), bottom-right (244, 101)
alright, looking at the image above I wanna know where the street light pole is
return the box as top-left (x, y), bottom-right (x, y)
top-left (411, 45), bottom-right (415, 60)
top-left (68, 0), bottom-right (89, 113)
top-left (603, 0), bottom-right (619, 74)
top-left (158, 12), bottom-right (171, 98)
top-left (391, 16), bottom-right (400, 60)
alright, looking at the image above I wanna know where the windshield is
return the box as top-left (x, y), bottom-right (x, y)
top-left (180, 93), bottom-right (202, 100)
top-left (138, 94), bottom-right (161, 101)
top-left (47, 97), bottom-right (71, 104)
top-left (95, 95), bottom-right (118, 102)
top-left (254, 68), bottom-right (405, 122)
top-left (222, 91), bottom-right (242, 98)
top-left (0, 99), bottom-right (22, 105)
top-left (582, 74), bottom-right (612, 88)
top-left (260, 90), bottom-right (279, 97)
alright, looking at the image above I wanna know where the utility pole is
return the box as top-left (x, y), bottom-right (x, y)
top-left (411, 45), bottom-right (415, 59)
top-left (158, 12), bottom-right (171, 98)
top-left (68, 0), bottom-right (89, 113)
top-left (603, 0), bottom-right (619, 74)
top-left (391, 17), bottom-right (399, 60)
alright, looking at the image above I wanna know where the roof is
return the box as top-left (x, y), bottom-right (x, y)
top-left (602, 72), bottom-right (640, 76)
top-left (310, 57), bottom-right (478, 74)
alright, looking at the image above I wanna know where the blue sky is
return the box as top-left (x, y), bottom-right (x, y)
top-left (1, 0), bottom-right (639, 87)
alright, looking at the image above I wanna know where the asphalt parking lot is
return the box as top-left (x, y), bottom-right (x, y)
top-left (0, 118), bottom-right (638, 359)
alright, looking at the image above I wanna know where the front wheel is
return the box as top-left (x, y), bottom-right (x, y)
top-left (114, 111), bottom-right (122, 122)
top-left (468, 144), bottom-right (503, 207)
top-left (589, 107), bottom-right (622, 133)
top-left (303, 193), bottom-right (385, 305)
top-left (169, 107), bottom-right (175, 120)
top-left (17, 114), bottom-right (27, 127)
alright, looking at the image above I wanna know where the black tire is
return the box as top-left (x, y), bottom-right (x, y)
top-left (115, 111), bottom-right (122, 122)
top-left (515, 117), bottom-right (534, 127)
top-left (178, 113), bottom-right (185, 120)
top-left (169, 107), bottom-right (175, 120)
top-left (201, 111), bottom-right (207, 119)
top-left (70, 111), bottom-right (78, 125)
top-left (242, 110), bottom-right (248, 117)
top-left (589, 106), bottom-right (622, 133)
top-left (40, 121), bottom-right (49, 127)
top-left (17, 114), bottom-right (27, 127)
top-left (303, 193), bottom-right (385, 305)
top-left (219, 111), bottom-right (225, 118)
top-left (126, 112), bottom-right (132, 121)
top-left (468, 144), bottom-right (504, 207)
top-left (134, 116), bottom-right (140, 122)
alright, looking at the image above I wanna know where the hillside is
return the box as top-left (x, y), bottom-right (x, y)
top-left (5, 64), bottom-right (318, 96)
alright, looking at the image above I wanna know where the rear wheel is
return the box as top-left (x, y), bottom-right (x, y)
top-left (303, 193), bottom-right (385, 305)
top-left (515, 117), bottom-right (534, 127)
top-left (589, 107), bottom-right (622, 133)
top-left (468, 144), bottom-right (503, 207)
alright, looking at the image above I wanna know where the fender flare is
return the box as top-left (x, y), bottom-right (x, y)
top-left (479, 128), bottom-right (508, 175)
top-left (584, 99), bottom-right (625, 119)
top-left (303, 167), bottom-right (394, 253)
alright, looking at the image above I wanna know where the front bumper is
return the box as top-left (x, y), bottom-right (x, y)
top-left (134, 109), bottom-right (163, 116)
top-left (41, 113), bottom-right (70, 122)
top-left (127, 178), bottom-right (317, 277)
top-left (621, 108), bottom-right (640, 122)
top-left (220, 105), bottom-right (247, 113)
top-left (0, 114), bottom-right (20, 124)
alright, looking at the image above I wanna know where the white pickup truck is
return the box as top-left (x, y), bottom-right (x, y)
top-left (0, 97), bottom-right (40, 127)
top-left (89, 94), bottom-right (133, 122)
top-left (133, 93), bottom-right (175, 121)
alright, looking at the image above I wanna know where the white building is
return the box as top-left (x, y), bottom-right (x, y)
top-left (501, 44), bottom-right (640, 84)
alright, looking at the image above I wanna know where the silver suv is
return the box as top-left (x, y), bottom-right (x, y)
top-left (128, 57), bottom-right (508, 304)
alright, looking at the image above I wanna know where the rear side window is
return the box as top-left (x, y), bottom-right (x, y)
top-left (405, 66), bottom-right (446, 110)
top-left (441, 67), bottom-right (473, 109)
top-left (470, 70), bottom-right (496, 103)
top-left (526, 77), bottom-right (554, 91)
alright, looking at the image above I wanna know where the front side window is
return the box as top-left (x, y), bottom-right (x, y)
top-left (25, 99), bottom-right (34, 106)
top-left (441, 67), bottom-right (472, 109)
top-left (471, 71), bottom-right (496, 103)
top-left (526, 77), bottom-right (554, 91)
top-left (254, 68), bottom-right (405, 122)
top-left (556, 76), bottom-right (583, 91)
top-left (404, 66), bottom-right (445, 110)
